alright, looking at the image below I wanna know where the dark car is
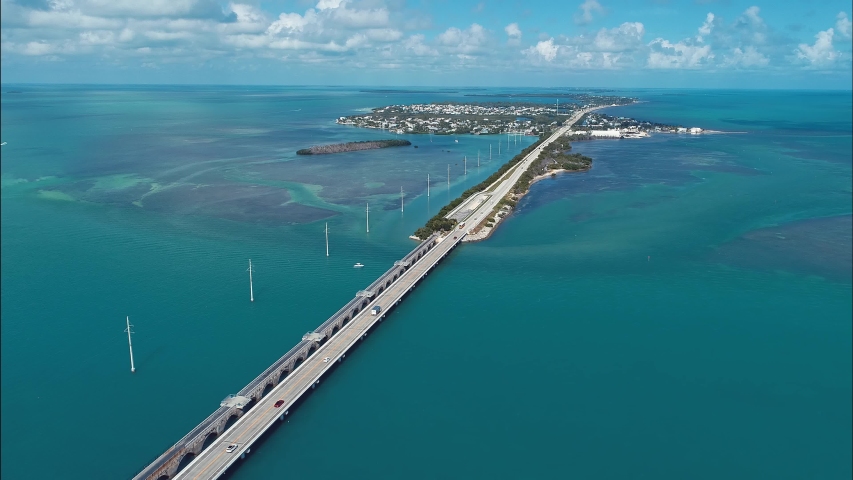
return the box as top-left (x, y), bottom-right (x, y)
top-left (274, 400), bottom-right (285, 408)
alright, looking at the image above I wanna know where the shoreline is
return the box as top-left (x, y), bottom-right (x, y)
top-left (465, 166), bottom-right (589, 242)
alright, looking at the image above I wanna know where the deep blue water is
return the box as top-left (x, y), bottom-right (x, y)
top-left (1, 86), bottom-right (850, 480)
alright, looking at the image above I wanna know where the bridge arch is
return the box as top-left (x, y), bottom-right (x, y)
top-left (278, 369), bottom-right (290, 383)
top-left (156, 476), bottom-right (170, 480)
top-left (176, 453), bottom-right (196, 475)
top-left (202, 431), bottom-right (218, 450)
top-left (261, 382), bottom-right (275, 398)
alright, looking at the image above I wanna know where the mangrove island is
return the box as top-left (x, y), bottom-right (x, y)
top-left (297, 139), bottom-right (411, 155)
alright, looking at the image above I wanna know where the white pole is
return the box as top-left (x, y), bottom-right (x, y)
top-left (464, 156), bottom-right (467, 175)
top-left (325, 223), bottom-right (329, 257)
top-left (427, 174), bottom-right (430, 197)
top-left (490, 144), bottom-right (492, 159)
top-left (478, 151), bottom-right (480, 167)
top-left (447, 164), bottom-right (450, 188)
top-left (401, 186), bottom-right (404, 213)
top-left (125, 316), bottom-right (135, 373)
top-left (498, 140), bottom-right (501, 155)
top-left (366, 203), bottom-right (370, 233)
top-left (248, 259), bottom-right (254, 302)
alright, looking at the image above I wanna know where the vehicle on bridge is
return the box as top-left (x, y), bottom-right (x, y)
top-left (322, 357), bottom-right (331, 363)
top-left (226, 444), bottom-right (238, 453)
top-left (370, 305), bottom-right (381, 315)
top-left (274, 400), bottom-right (285, 408)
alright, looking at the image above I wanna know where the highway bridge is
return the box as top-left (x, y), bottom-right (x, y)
top-left (131, 107), bottom-right (595, 480)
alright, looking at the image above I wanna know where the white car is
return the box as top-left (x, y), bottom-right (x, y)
top-left (226, 443), bottom-right (238, 453)
top-left (323, 357), bottom-right (331, 363)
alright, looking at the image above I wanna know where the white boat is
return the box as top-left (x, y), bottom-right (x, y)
top-left (353, 263), bottom-right (364, 268)
top-left (0, 142), bottom-right (6, 146)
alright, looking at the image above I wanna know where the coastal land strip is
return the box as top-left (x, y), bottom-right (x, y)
top-left (297, 139), bottom-right (411, 155)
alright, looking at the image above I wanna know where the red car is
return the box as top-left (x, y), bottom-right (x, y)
top-left (274, 400), bottom-right (285, 408)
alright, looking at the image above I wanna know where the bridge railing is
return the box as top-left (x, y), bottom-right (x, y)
top-left (131, 405), bottom-right (232, 480)
top-left (313, 296), bottom-right (364, 336)
top-left (315, 233), bottom-right (438, 336)
top-left (237, 340), bottom-right (313, 398)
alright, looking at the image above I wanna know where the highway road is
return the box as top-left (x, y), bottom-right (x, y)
top-left (453, 107), bottom-right (595, 236)
top-left (173, 233), bottom-right (464, 479)
top-left (170, 107), bottom-right (595, 480)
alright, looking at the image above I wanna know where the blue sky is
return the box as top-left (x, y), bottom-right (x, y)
top-left (1, 0), bottom-right (851, 88)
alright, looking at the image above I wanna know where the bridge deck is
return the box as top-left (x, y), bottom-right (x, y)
top-left (132, 107), bottom-right (594, 480)
top-left (172, 232), bottom-right (464, 479)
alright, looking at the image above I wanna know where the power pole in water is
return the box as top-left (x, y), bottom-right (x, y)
top-left (366, 203), bottom-right (370, 233)
top-left (401, 187), bottom-right (404, 213)
top-left (124, 316), bottom-right (135, 373)
top-left (447, 164), bottom-right (450, 189)
top-left (427, 174), bottom-right (430, 197)
top-left (247, 259), bottom-right (254, 302)
top-left (464, 156), bottom-right (467, 175)
top-left (325, 222), bottom-right (329, 257)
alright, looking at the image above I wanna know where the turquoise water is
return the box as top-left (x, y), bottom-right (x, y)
top-left (1, 87), bottom-right (850, 479)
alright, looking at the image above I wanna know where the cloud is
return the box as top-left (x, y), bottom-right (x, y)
top-left (574, 0), bottom-right (604, 26)
top-left (837, 12), bottom-right (851, 38)
top-left (592, 22), bottom-right (644, 51)
top-left (697, 12), bottom-right (714, 42)
top-left (525, 38), bottom-right (558, 62)
top-left (505, 23), bottom-right (521, 39)
top-left (795, 28), bottom-right (839, 66)
top-left (647, 38), bottom-right (713, 68)
top-left (437, 23), bottom-right (489, 55)
top-left (722, 45), bottom-right (769, 67)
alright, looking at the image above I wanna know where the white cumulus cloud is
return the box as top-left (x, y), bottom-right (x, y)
top-left (836, 12), bottom-right (852, 38)
top-left (574, 0), bottom-right (604, 26)
top-left (795, 28), bottom-right (839, 66)
top-left (525, 38), bottom-right (558, 62)
top-left (647, 39), bottom-right (713, 68)
top-left (505, 23), bottom-right (521, 39)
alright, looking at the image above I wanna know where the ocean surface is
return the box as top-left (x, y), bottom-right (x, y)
top-left (1, 86), bottom-right (850, 480)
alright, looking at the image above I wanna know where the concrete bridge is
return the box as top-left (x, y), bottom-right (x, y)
top-left (130, 108), bottom-right (594, 480)
top-left (130, 234), bottom-right (447, 480)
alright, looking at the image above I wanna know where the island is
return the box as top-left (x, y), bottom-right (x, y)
top-left (296, 139), bottom-right (411, 155)
top-left (336, 97), bottom-right (637, 136)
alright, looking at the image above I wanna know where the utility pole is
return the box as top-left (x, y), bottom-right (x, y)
top-left (400, 186), bottom-right (404, 213)
top-left (124, 316), bottom-right (135, 373)
top-left (464, 156), bottom-right (467, 175)
top-left (325, 222), bottom-right (329, 257)
top-left (427, 174), bottom-right (430, 197)
top-left (366, 203), bottom-right (370, 233)
top-left (247, 259), bottom-right (254, 302)
top-left (447, 164), bottom-right (450, 188)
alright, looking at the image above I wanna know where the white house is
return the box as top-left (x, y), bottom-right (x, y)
top-left (590, 129), bottom-right (623, 138)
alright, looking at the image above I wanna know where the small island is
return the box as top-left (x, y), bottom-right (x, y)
top-left (297, 139), bottom-right (411, 155)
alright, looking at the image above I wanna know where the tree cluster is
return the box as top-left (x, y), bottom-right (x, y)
top-left (412, 134), bottom-right (549, 239)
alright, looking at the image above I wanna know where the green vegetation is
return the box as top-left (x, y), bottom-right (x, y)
top-left (297, 139), bottom-right (411, 155)
top-left (412, 133), bottom-right (549, 239)
top-left (510, 134), bottom-right (592, 194)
